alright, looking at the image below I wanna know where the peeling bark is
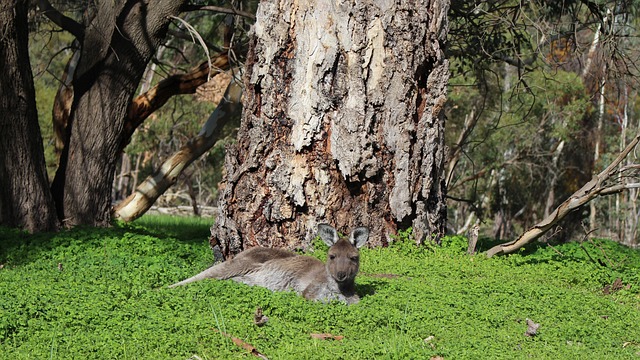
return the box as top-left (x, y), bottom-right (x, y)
top-left (212, 0), bottom-right (449, 254)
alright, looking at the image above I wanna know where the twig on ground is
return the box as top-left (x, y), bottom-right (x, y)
top-left (212, 329), bottom-right (269, 359)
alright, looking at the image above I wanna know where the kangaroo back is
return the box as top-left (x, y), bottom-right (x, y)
top-left (168, 247), bottom-right (295, 288)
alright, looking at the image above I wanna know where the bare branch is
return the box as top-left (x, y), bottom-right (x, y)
top-left (599, 182), bottom-right (640, 196)
top-left (486, 133), bottom-right (640, 257)
top-left (121, 53), bottom-right (230, 151)
top-left (37, 0), bottom-right (84, 41)
top-left (180, 4), bottom-right (256, 20)
top-left (168, 29), bottom-right (223, 53)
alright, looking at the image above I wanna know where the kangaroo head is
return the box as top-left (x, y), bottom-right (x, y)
top-left (318, 224), bottom-right (369, 284)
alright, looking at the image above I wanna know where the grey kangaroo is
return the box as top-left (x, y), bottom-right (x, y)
top-left (169, 224), bottom-right (369, 304)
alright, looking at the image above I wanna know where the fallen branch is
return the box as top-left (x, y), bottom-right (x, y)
top-left (486, 133), bottom-right (640, 257)
top-left (310, 333), bottom-right (345, 341)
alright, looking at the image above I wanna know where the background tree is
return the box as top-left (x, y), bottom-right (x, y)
top-left (210, 0), bottom-right (450, 255)
top-left (0, 0), bottom-right (58, 232)
top-left (445, 0), bottom-right (640, 247)
top-left (1, 0), bottom-right (253, 231)
top-left (47, 0), bottom-right (190, 226)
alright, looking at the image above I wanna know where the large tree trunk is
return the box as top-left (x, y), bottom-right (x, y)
top-left (0, 0), bottom-right (59, 232)
top-left (51, 0), bottom-right (185, 226)
top-left (211, 0), bottom-right (449, 255)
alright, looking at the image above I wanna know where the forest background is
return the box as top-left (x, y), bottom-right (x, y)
top-left (24, 0), bottom-right (640, 247)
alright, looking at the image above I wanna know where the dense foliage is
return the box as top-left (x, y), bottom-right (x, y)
top-left (1, 216), bottom-right (639, 358)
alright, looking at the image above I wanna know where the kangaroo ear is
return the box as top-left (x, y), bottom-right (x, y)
top-left (349, 227), bottom-right (369, 248)
top-left (318, 223), bottom-right (339, 246)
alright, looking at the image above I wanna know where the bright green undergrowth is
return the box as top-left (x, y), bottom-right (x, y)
top-left (1, 217), bottom-right (640, 359)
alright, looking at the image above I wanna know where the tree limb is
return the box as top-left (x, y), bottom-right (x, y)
top-left (113, 79), bottom-right (243, 222)
top-left (486, 133), bottom-right (640, 257)
top-left (120, 53), bottom-right (230, 151)
top-left (37, 0), bottom-right (84, 41)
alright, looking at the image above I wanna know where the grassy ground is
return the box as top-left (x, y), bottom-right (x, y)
top-left (1, 215), bottom-right (639, 359)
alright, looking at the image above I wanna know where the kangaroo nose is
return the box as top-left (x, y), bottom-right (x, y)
top-left (336, 271), bottom-right (347, 281)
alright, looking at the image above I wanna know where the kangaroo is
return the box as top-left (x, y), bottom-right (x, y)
top-left (169, 224), bottom-right (369, 304)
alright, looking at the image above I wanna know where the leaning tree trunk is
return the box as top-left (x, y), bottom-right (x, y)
top-left (211, 0), bottom-right (449, 255)
top-left (0, 0), bottom-right (58, 232)
top-left (51, 0), bottom-right (185, 226)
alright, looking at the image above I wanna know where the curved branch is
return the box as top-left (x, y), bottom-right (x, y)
top-left (37, 0), bottom-right (84, 41)
top-left (120, 53), bottom-right (230, 151)
top-left (180, 4), bottom-right (256, 20)
top-left (113, 80), bottom-right (243, 222)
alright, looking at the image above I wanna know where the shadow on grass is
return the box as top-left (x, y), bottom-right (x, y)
top-left (129, 215), bottom-right (213, 243)
top-left (0, 215), bottom-right (213, 267)
top-left (473, 235), bottom-right (623, 267)
top-left (356, 279), bottom-right (388, 299)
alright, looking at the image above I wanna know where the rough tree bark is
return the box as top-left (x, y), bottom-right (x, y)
top-left (0, 0), bottom-right (59, 232)
top-left (211, 0), bottom-right (449, 255)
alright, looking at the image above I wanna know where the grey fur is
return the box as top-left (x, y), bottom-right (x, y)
top-left (169, 224), bottom-right (369, 304)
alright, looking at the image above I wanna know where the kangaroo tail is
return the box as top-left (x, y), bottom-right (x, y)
top-left (168, 263), bottom-right (226, 288)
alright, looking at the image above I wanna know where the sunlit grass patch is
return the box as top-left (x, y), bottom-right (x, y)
top-left (0, 220), bottom-right (639, 359)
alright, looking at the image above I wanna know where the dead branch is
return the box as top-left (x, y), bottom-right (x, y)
top-left (486, 133), bottom-right (640, 257)
top-left (212, 329), bottom-right (268, 359)
top-left (310, 333), bottom-right (345, 341)
top-left (113, 80), bottom-right (242, 222)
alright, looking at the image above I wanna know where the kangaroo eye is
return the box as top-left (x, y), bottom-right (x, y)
top-left (329, 255), bottom-right (336, 260)
top-left (350, 256), bottom-right (359, 261)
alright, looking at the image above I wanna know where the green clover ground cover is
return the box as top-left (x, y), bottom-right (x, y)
top-left (1, 216), bottom-right (639, 359)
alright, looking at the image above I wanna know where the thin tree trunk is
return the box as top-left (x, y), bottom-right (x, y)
top-left (0, 0), bottom-right (58, 232)
top-left (183, 170), bottom-right (200, 216)
top-left (446, 108), bottom-right (478, 188)
top-left (211, 0), bottom-right (449, 255)
top-left (52, 45), bottom-right (79, 163)
top-left (544, 140), bottom-right (565, 218)
top-left (114, 153), bottom-right (131, 201)
top-left (589, 68), bottom-right (606, 234)
top-left (132, 153), bottom-right (142, 190)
